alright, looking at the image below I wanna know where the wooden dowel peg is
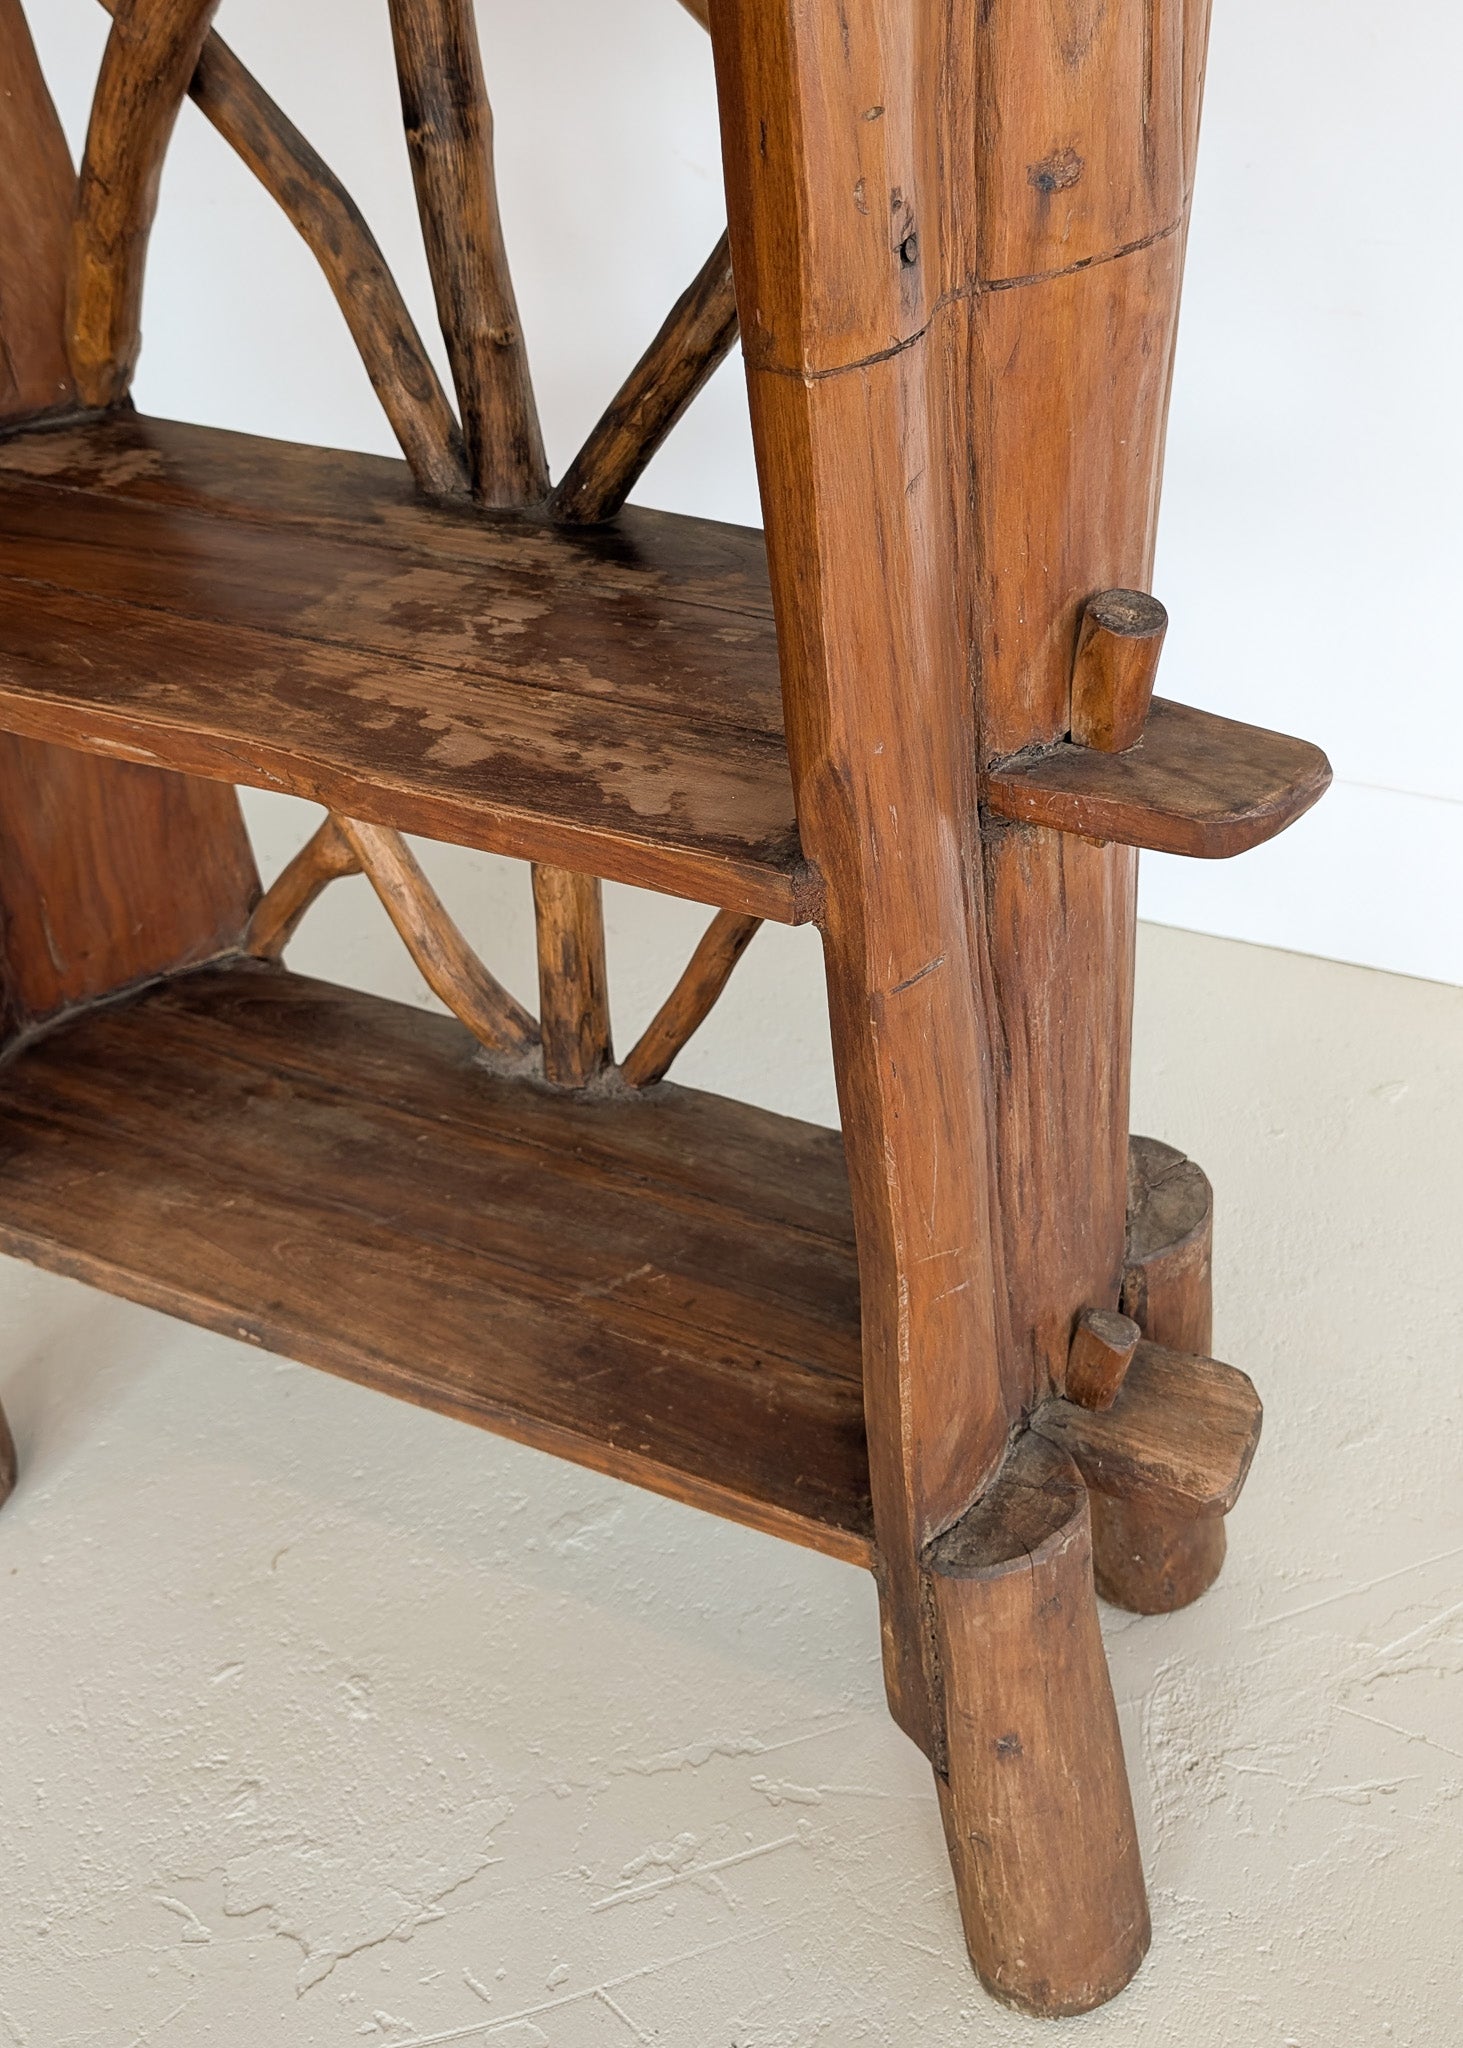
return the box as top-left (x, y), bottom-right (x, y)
top-left (1065, 1307), bottom-right (1140, 1410)
top-left (531, 864), bottom-right (612, 1088)
top-left (1070, 589), bottom-right (1168, 753)
top-left (928, 1432), bottom-right (1150, 2015)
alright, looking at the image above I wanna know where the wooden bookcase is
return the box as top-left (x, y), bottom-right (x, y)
top-left (0, 0), bottom-right (1327, 2013)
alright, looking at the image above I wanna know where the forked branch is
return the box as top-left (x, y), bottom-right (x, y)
top-left (189, 32), bottom-right (470, 499)
top-left (338, 817), bottom-right (538, 1056)
top-left (388, 0), bottom-right (548, 506)
top-left (86, 2), bottom-right (468, 496)
top-left (620, 908), bottom-right (761, 1087)
top-left (70, 0), bottom-right (224, 406)
top-left (245, 811), bottom-right (537, 1058)
top-left (550, 232), bottom-right (739, 526)
top-left (244, 813), bottom-right (361, 962)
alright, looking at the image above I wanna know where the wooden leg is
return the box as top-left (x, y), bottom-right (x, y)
top-left (1093, 1136), bottom-right (1225, 1612)
top-left (928, 1433), bottom-right (1150, 2016)
top-left (1091, 1494), bottom-right (1225, 1613)
top-left (0, 1397), bottom-right (15, 1510)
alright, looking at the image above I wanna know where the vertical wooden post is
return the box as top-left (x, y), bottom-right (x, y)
top-left (531, 864), bottom-right (612, 1087)
top-left (710, 0), bottom-right (1012, 1758)
top-left (388, 0), bottom-right (548, 506)
top-left (711, 0), bottom-right (1213, 2007)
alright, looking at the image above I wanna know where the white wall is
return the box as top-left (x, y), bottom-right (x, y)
top-left (27, 0), bottom-right (1463, 994)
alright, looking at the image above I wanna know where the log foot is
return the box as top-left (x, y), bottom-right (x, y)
top-left (1090, 1493), bottom-right (1226, 1613)
top-left (927, 1432), bottom-right (1150, 2016)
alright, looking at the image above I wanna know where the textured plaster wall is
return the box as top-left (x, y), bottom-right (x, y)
top-left (1, 889), bottom-right (1459, 2044)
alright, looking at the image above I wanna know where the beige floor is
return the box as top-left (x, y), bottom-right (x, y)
top-left (1, 898), bottom-right (1459, 2047)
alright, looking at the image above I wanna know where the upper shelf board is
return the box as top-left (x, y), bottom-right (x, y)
top-left (0, 413), bottom-right (813, 921)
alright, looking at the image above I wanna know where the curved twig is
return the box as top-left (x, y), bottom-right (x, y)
top-left (550, 232), bottom-right (739, 526)
top-left (87, 0), bottom-right (468, 497)
top-left (244, 813), bottom-right (361, 963)
top-left (620, 909), bottom-right (761, 1087)
top-left (245, 811), bottom-right (537, 1058)
top-left (189, 32), bottom-right (470, 499)
top-left (69, 0), bottom-right (224, 407)
top-left (338, 816), bottom-right (538, 1056)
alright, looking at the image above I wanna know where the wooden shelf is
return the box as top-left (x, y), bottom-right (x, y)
top-left (0, 962), bottom-right (872, 1562)
top-left (984, 696), bottom-right (1332, 857)
top-left (0, 413), bottom-right (811, 922)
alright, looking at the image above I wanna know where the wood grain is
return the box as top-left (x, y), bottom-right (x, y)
top-left (620, 908), bottom-right (760, 1088)
top-left (1070, 590), bottom-right (1168, 753)
top-left (180, 25), bottom-right (469, 499)
top-left (1122, 1135), bottom-right (1214, 1350)
top-left (986, 696), bottom-right (1333, 857)
top-left (68, 0), bottom-right (224, 406)
top-left (0, 963), bottom-right (872, 1562)
top-left (338, 815), bottom-right (538, 1057)
top-left (0, 729), bottom-right (257, 1041)
top-left (929, 1432), bottom-right (1150, 2015)
top-left (1033, 1340), bottom-right (1262, 1520)
top-left (550, 232), bottom-right (739, 526)
top-left (0, 414), bottom-right (809, 922)
top-left (0, 0), bottom-right (76, 424)
top-left (1066, 1307), bottom-right (1140, 1411)
top-left (243, 812), bottom-right (361, 962)
top-left (531, 864), bottom-right (612, 1087)
top-left (388, 0), bottom-right (547, 506)
top-left (1097, 1133), bottom-right (1228, 1611)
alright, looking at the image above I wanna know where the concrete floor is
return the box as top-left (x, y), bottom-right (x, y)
top-left (1, 909), bottom-right (1460, 2046)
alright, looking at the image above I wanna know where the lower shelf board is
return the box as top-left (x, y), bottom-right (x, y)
top-left (0, 962), bottom-right (873, 1564)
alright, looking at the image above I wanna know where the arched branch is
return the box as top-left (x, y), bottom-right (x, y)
top-left (188, 32), bottom-right (470, 499)
top-left (338, 817), bottom-right (538, 1057)
top-left (244, 813), bottom-right (361, 963)
top-left (69, 0), bottom-right (224, 407)
top-left (620, 909), bottom-right (760, 1087)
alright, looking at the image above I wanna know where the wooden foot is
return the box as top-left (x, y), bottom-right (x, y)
top-left (927, 1433), bottom-right (1150, 2016)
top-left (1097, 1135), bottom-right (1225, 1612)
top-left (1091, 1494), bottom-right (1226, 1613)
top-left (0, 1398), bottom-right (15, 1510)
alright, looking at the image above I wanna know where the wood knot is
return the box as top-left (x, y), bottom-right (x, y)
top-left (1027, 147), bottom-right (1084, 195)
